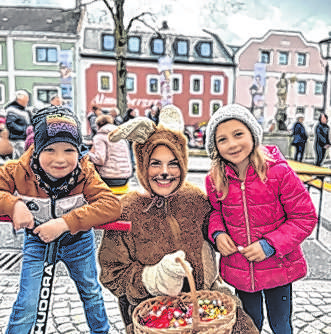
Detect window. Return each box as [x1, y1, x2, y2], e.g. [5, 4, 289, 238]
[98, 72, 113, 92]
[190, 75, 204, 94]
[260, 51, 270, 64]
[196, 41, 212, 58]
[34, 87, 59, 104]
[0, 84, 4, 104]
[315, 81, 323, 95]
[102, 34, 115, 51]
[171, 74, 182, 94]
[35, 46, 57, 63]
[126, 74, 137, 93]
[210, 100, 223, 115]
[147, 75, 160, 94]
[297, 53, 306, 66]
[297, 81, 306, 94]
[174, 39, 189, 56]
[151, 38, 165, 55]
[296, 107, 305, 116]
[189, 100, 202, 117]
[278, 51, 289, 65]
[128, 36, 141, 53]
[211, 76, 224, 94]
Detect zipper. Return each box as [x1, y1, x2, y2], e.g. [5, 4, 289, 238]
[241, 181, 255, 291]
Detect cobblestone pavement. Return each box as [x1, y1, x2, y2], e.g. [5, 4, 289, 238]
[0, 157, 330, 334]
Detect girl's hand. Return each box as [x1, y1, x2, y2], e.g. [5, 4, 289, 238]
[239, 241, 266, 262]
[33, 218, 69, 243]
[12, 201, 34, 231]
[215, 233, 238, 256]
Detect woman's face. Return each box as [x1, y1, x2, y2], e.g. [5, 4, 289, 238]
[215, 119, 254, 174]
[148, 145, 181, 197]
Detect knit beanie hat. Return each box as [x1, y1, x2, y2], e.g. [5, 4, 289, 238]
[205, 104, 263, 159]
[32, 106, 82, 156]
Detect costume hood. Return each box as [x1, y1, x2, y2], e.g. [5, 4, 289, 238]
[134, 125, 188, 195]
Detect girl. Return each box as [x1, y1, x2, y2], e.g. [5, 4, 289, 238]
[205, 104, 317, 333]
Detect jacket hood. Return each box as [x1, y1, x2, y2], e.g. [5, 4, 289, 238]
[134, 125, 188, 195]
[97, 123, 117, 134]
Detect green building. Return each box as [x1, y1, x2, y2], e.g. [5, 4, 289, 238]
[0, 6, 81, 114]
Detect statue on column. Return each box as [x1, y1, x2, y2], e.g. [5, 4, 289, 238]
[275, 73, 288, 131]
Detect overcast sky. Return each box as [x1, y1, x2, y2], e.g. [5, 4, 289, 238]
[4, 0, 331, 46]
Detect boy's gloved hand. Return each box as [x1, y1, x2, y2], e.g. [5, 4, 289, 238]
[12, 200, 34, 231]
[142, 250, 192, 297]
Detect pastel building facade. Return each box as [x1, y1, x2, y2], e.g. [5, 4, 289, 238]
[234, 30, 327, 133]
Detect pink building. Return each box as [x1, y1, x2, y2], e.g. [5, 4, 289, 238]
[234, 30, 327, 132]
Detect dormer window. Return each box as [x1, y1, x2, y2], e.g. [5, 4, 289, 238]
[196, 41, 212, 58]
[174, 39, 189, 56]
[128, 36, 141, 53]
[102, 34, 115, 51]
[151, 38, 165, 55]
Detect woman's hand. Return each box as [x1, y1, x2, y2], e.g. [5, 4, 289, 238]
[215, 233, 238, 256]
[33, 218, 69, 243]
[239, 241, 266, 262]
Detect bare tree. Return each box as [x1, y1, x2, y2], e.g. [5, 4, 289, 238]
[101, 0, 157, 116]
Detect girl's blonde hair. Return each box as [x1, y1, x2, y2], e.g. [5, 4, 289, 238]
[210, 145, 271, 200]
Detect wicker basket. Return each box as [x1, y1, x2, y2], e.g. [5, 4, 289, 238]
[132, 257, 237, 334]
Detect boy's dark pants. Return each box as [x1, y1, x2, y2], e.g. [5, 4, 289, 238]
[236, 283, 292, 334]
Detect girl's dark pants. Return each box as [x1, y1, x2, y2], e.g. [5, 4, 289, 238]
[236, 283, 292, 334]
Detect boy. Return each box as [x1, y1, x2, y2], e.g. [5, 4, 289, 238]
[0, 106, 121, 334]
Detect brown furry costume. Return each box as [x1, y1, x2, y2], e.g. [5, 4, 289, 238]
[99, 126, 258, 334]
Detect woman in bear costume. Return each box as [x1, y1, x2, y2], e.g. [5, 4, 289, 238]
[98, 106, 258, 334]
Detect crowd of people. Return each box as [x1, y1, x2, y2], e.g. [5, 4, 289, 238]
[0, 88, 325, 334]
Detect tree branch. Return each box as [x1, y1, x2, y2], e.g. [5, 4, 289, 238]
[102, 0, 117, 23]
[126, 11, 157, 33]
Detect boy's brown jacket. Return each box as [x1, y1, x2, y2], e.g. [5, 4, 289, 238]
[0, 145, 121, 234]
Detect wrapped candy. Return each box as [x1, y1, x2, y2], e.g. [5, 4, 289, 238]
[140, 299, 228, 328]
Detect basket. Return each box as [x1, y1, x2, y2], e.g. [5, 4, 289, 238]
[132, 257, 237, 334]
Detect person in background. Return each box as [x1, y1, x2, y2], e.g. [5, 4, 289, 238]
[5, 90, 31, 159]
[123, 108, 137, 123]
[0, 106, 121, 334]
[205, 104, 317, 334]
[0, 127, 13, 163]
[50, 94, 63, 106]
[24, 125, 34, 151]
[87, 104, 103, 137]
[314, 112, 331, 166]
[109, 107, 123, 125]
[147, 104, 160, 125]
[0, 108, 6, 130]
[98, 108, 259, 334]
[88, 114, 132, 187]
[291, 113, 307, 162]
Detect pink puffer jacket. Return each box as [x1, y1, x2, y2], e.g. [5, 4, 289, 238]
[206, 146, 317, 292]
[89, 123, 132, 180]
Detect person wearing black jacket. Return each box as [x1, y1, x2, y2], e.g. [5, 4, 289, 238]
[5, 90, 31, 159]
[291, 113, 307, 162]
[314, 113, 331, 166]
